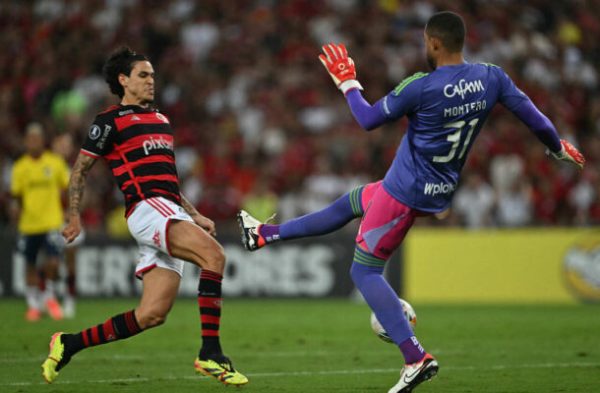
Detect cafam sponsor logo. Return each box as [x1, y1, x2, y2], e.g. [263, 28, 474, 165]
[443, 79, 484, 99]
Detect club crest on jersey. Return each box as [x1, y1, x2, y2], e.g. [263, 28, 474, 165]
[155, 113, 169, 123]
[142, 136, 173, 155]
[443, 79, 484, 99]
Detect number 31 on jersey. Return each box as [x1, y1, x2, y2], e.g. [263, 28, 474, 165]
[433, 118, 480, 163]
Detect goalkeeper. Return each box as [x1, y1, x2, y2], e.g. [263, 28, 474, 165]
[239, 11, 585, 393]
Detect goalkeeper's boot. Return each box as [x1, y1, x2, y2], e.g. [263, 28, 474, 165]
[41, 332, 72, 383]
[388, 353, 438, 393]
[194, 354, 249, 386]
[237, 210, 266, 251]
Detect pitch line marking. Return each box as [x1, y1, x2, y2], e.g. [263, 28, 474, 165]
[0, 350, 394, 363]
[2, 362, 600, 387]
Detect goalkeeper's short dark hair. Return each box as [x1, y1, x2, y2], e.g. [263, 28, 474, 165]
[103, 47, 149, 98]
[425, 11, 466, 53]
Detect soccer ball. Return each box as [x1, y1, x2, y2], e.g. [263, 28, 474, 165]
[370, 298, 417, 343]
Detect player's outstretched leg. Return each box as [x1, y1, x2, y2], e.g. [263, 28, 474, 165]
[41, 268, 182, 383]
[193, 270, 248, 385]
[41, 309, 142, 383]
[237, 183, 370, 251]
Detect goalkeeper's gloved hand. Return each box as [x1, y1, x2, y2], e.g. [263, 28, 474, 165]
[549, 139, 585, 169]
[318, 43, 363, 94]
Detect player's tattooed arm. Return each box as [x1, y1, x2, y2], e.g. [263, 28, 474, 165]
[180, 193, 217, 236]
[62, 153, 96, 243]
[68, 153, 97, 216]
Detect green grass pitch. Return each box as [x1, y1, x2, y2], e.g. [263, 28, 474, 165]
[1, 298, 599, 392]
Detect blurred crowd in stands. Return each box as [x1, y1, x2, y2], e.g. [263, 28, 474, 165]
[1, 0, 599, 237]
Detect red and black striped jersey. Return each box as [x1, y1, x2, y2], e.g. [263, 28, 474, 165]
[81, 104, 181, 215]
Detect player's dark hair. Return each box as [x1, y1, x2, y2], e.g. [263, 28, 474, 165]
[425, 11, 466, 53]
[102, 47, 149, 98]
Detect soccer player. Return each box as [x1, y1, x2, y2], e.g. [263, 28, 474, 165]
[239, 11, 585, 393]
[41, 47, 248, 386]
[11, 123, 68, 322]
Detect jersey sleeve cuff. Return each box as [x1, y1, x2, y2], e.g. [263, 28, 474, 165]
[340, 80, 364, 95]
[80, 149, 100, 158]
[548, 144, 565, 158]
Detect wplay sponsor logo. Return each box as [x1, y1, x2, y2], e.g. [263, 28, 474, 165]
[424, 182, 455, 196]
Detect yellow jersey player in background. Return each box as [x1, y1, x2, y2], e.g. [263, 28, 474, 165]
[10, 123, 70, 321]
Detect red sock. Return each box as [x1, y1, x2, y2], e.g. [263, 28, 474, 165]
[62, 309, 142, 355]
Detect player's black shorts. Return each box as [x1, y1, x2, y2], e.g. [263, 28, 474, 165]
[18, 230, 63, 265]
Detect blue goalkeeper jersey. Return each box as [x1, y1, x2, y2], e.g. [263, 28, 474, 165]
[379, 62, 529, 213]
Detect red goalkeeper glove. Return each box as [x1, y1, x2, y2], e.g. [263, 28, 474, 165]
[319, 43, 363, 94]
[549, 139, 585, 169]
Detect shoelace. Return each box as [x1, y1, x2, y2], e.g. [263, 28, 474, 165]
[264, 213, 277, 224]
[218, 359, 234, 372]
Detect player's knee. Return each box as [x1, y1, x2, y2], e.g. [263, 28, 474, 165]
[215, 244, 226, 265]
[350, 261, 384, 286]
[137, 309, 168, 329]
[200, 243, 226, 273]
